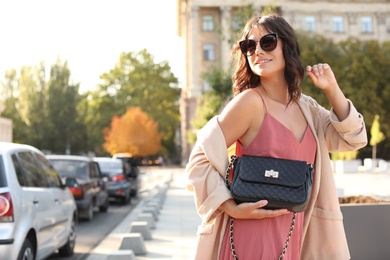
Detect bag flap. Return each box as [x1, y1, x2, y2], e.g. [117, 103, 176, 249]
[236, 155, 310, 187]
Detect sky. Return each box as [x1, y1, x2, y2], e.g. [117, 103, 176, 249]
[0, 0, 184, 92]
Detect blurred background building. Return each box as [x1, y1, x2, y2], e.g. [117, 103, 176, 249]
[177, 0, 390, 162]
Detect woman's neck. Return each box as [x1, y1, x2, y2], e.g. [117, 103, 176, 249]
[258, 84, 290, 106]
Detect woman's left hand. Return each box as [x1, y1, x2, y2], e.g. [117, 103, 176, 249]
[306, 63, 338, 91]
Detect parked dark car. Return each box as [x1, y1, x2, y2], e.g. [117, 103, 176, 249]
[112, 154, 140, 197]
[93, 157, 133, 204]
[0, 142, 77, 260]
[46, 155, 109, 221]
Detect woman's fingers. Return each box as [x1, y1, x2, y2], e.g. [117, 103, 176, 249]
[306, 63, 329, 76]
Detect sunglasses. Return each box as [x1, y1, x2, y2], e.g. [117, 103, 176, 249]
[239, 33, 279, 56]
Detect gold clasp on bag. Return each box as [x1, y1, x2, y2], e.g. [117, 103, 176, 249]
[265, 169, 279, 178]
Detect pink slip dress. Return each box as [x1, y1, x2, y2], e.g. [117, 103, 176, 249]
[219, 92, 317, 260]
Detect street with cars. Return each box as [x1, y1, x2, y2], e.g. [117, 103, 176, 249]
[0, 142, 154, 260]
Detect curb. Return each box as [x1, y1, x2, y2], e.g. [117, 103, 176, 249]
[86, 169, 173, 260]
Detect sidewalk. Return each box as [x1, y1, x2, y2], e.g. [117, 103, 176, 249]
[86, 167, 390, 260]
[86, 167, 199, 260]
[137, 170, 198, 260]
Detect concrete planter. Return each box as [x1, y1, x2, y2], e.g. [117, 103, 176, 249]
[341, 203, 390, 260]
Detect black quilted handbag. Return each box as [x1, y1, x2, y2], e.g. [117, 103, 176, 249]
[225, 155, 314, 212]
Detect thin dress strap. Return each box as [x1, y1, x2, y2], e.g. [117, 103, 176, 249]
[252, 88, 267, 112]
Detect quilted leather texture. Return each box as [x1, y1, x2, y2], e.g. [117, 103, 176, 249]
[230, 155, 313, 212]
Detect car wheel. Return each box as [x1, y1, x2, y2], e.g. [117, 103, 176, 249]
[130, 188, 137, 197]
[17, 237, 35, 260]
[58, 217, 76, 256]
[99, 197, 109, 212]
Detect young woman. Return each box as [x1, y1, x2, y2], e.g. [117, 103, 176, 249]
[185, 15, 367, 259]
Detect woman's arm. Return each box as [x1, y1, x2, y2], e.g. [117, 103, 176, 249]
[306, 63, 349, 121]
[217, 90, 261, 148]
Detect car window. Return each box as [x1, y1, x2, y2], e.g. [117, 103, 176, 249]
[11, 154, 26, 186]
[0, 156, 8, 187]
[97, 161, 123, 175]
[49, 160, 88, 180]
[34, 153, 62, 188]
[98, 161, 123, 171]
[17, 151, 49, 187]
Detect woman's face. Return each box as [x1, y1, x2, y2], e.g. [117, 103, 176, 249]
[246, 26, 285, 78]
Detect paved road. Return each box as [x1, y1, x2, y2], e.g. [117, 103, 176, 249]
[47, 166, 160, 260]
[48, 198, 141, 260]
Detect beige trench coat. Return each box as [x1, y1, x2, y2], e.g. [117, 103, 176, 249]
[185, 94, 367, 260]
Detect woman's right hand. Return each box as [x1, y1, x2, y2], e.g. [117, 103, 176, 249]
[221, 199, 290, 219]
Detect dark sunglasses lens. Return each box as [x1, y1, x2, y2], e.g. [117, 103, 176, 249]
[260, 34, 277, 52]
[240, 40, 257, 56]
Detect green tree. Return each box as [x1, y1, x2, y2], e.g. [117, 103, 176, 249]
[0, 59, 86, 154]
[17, 63, 48, 147]
[0, 65, 48, 146]
[338, 39, 384, 121]
[95, 49, 180, 157]
[0, 69, 26, 143]
[46, 58, 84, 154]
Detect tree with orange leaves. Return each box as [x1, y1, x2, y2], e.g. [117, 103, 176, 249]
[103, 107, 162, 157]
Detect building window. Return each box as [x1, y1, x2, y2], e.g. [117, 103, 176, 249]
[361, 16, 373, 33]
[232, 15, 241, 31]
[305, 16, 316, 32]
[333, 16, 344, 33]
[202, 15, 214, 31]
[203, 81, 211, 92]
[203, 44, 215, 61]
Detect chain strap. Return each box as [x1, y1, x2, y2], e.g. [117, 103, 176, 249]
[229, 213, 297, 260]
[225, 155, 238, 189]
[278, 212, 296, 260]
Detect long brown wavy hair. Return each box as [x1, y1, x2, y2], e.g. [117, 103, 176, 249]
[231, 15, 304, 103]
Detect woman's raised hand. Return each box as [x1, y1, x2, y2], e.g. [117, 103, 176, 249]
[306, 63, 338, 91]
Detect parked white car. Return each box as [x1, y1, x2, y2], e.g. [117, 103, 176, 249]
[0, 142, 78, 260]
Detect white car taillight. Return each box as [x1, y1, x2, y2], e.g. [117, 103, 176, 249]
[0, 192, 14, 222]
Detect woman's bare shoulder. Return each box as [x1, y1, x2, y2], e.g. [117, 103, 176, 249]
[218, 88, 265, 146]
[219, 89, 263, 128]
[225, 89, 262, 112]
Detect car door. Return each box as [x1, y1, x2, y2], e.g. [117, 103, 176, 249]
[16, 151, 58, 257]
[34, 153, 71, 245]
[89, 162, 106, 206]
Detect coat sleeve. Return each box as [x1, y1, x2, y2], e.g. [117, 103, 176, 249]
[309, 98, 367, 152]
[185, 117, 233, 224]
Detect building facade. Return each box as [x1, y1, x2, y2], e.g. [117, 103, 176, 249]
[177, 0, 390, 163]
